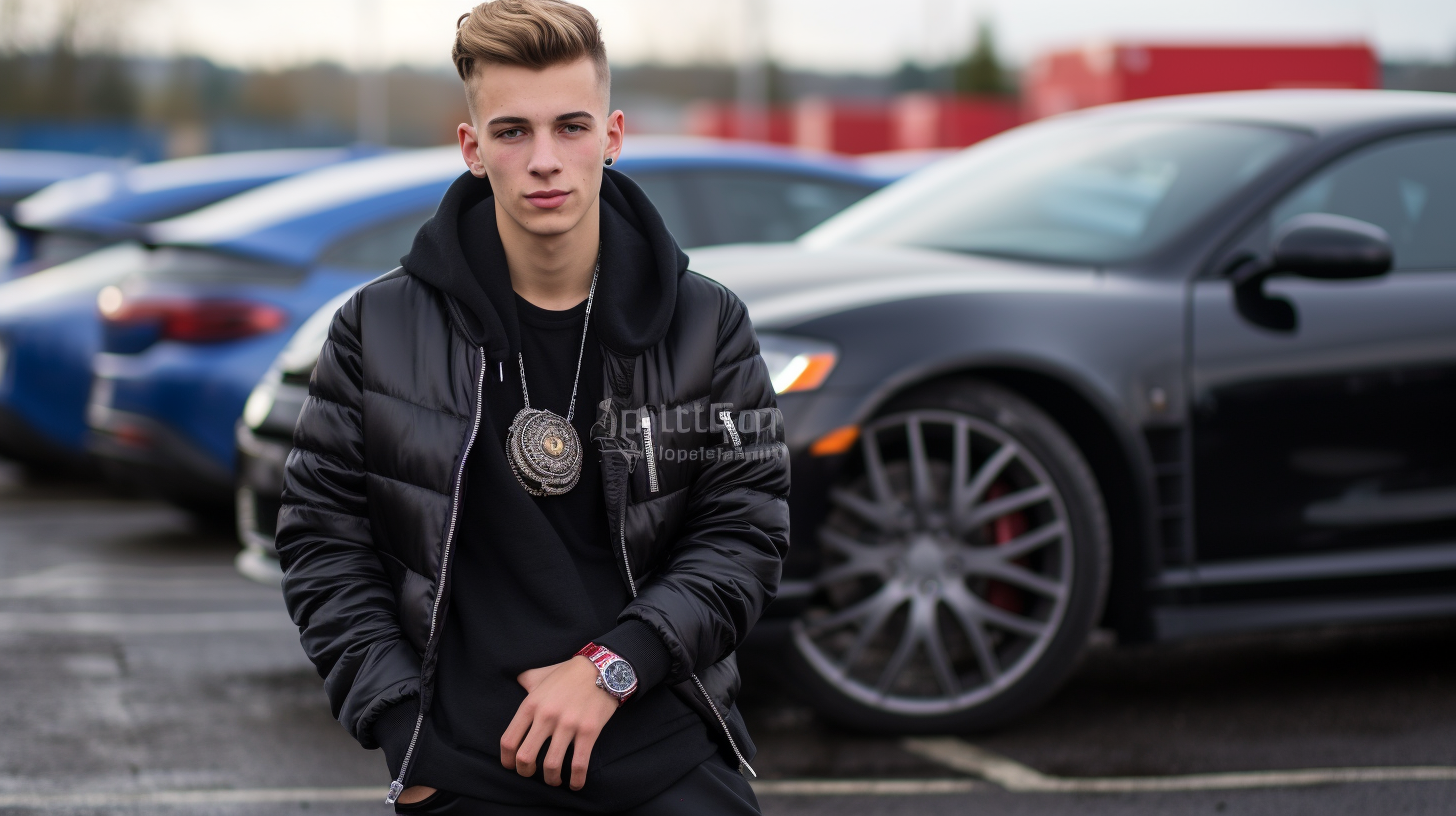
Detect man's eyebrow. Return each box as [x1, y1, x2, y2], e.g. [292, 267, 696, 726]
[485, 112, 595, 128]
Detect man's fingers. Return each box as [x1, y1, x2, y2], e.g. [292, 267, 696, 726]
[542, 723, 574, 787]
[569, 728, 599, 791]
[515, 717, 552, 777]
[500, 702, 534, 770]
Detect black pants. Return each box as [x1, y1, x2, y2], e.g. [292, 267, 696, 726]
[394, 754, 761, 816]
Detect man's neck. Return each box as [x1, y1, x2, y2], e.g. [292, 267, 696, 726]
[496, 196, 600, 312]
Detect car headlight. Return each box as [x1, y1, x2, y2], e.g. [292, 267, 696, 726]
[758, 333, 838, 394]
[242, 379, 277, 429]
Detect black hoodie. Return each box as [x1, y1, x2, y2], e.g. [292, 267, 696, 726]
[372, 170, 717, 811]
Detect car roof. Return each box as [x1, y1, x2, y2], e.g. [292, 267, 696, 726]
[0, 150, 131, 207]
[149, 138, 890, 267]
[1062, 89, 1456, 136]
[12, 147, 371, 237]
[147, 146, 465, 266]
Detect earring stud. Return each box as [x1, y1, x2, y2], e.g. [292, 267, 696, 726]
[604, 156, 614, 167]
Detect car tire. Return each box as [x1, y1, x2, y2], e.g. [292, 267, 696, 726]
[784, 378, 1110, 732]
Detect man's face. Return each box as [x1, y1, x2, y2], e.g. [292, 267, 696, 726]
[459, 58, 622, 238]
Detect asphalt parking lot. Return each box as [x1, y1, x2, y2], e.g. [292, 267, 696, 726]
[3, 460, 1456, 815]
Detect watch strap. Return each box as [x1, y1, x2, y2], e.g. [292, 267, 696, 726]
[575, 642, 637, 703]
[575, 642, 615, 672]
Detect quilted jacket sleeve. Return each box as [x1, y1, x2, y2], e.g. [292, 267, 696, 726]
[622, 284, 791, 682]
[275, 291, 420, 750]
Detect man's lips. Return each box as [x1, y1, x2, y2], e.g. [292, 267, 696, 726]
[525, 189, 570, 209]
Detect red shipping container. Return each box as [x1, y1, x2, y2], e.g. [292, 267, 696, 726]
[1025, 42, 1379, 119]
[684, 101, 794, 144]
[893, 93, 1023, 149]
[794, 97, 897, 155]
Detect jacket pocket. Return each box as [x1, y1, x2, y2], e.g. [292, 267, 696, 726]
[627, 397, 714, 502]
[624, 486, 690, 579]
[376, 550, 434, 655]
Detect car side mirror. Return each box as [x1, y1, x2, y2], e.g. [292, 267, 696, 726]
[1227, 214, 1393, 332]
[1270, 213, 1392, 280]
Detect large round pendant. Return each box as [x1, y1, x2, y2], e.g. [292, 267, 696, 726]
[507, 407, 583, 496]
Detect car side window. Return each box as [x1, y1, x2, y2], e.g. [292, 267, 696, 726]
[1270, 131, 1456, 271]
[319, 209, 435, 272]
[688, 171, 875, 246]
[620, 172, 702, 249]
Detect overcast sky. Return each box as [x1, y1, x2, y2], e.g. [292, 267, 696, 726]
[37, 0, 1456, 72]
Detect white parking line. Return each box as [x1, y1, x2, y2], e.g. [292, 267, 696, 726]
[0, 610, 294, 635]
[0, 563, 267, 600]
[0, 787, 382, 808]
[7, 750, 1456, 811]
[902, 737, 1456, 793]
[0, 780, 981, 808]
[753, 778, 980, 795]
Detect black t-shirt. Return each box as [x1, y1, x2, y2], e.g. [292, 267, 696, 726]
[408, 204, 716, 811]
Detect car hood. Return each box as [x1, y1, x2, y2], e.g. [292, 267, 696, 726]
[687, 243, 1098, 329]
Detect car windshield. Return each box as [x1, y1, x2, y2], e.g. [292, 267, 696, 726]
[802, 119, 1306, 266]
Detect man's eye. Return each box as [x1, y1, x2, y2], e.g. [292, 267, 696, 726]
[562, 124, 584, 134]
[499, 128, 524, 139]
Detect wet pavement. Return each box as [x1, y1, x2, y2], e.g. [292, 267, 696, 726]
[3, 460, 1456, 815]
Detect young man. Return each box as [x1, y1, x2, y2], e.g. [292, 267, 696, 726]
[275, 1, 788, 813]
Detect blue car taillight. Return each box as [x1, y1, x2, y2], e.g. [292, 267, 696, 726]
[98, 286, 287, 353]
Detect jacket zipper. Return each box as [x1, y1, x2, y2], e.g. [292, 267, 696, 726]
[615, 450, 756, 779]
[691, 672, 757, 779]
[640, 413, 660, 493]
[617, 468, 638, 598]
[386, 346, 486, 805]
[718, 410, 742, 455]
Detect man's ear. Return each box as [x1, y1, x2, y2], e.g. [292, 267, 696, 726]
[604, 109, 625, 166]
[458, 122, 488, 178]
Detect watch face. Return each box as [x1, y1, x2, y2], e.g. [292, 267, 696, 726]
[602, 658, 636, 693]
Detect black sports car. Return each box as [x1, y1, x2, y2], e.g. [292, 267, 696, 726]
[241, 90, 1456, 733]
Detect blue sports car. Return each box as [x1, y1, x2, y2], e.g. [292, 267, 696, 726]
[0, 149, 368, 470]
[88, 137, 894, 511]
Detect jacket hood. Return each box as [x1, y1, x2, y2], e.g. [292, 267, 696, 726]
[400, 167, 690, 363]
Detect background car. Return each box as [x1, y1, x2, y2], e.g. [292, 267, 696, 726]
[97, 137, 893, 520]
[684, 89, 1456, 733]
[0, 149, 369, 471]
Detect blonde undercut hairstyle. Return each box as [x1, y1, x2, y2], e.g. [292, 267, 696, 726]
[453, 0, 610, 117]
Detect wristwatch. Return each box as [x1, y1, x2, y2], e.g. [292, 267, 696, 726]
[575, 643, 638, 704]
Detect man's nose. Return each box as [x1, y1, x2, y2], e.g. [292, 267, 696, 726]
[527, 136, 563, 178]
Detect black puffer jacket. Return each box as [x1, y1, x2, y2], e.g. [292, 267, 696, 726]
[276, 169, 790, 786]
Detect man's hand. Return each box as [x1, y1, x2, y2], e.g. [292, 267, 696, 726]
[502, 655, 618, 791]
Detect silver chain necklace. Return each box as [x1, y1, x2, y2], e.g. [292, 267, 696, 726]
[505, 257, 598, 496]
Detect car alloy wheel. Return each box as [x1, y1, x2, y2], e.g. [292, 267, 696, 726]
[789, 380, 1108, 730]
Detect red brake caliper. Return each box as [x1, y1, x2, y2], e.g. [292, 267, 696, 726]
[985, 482, 1027, 615]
